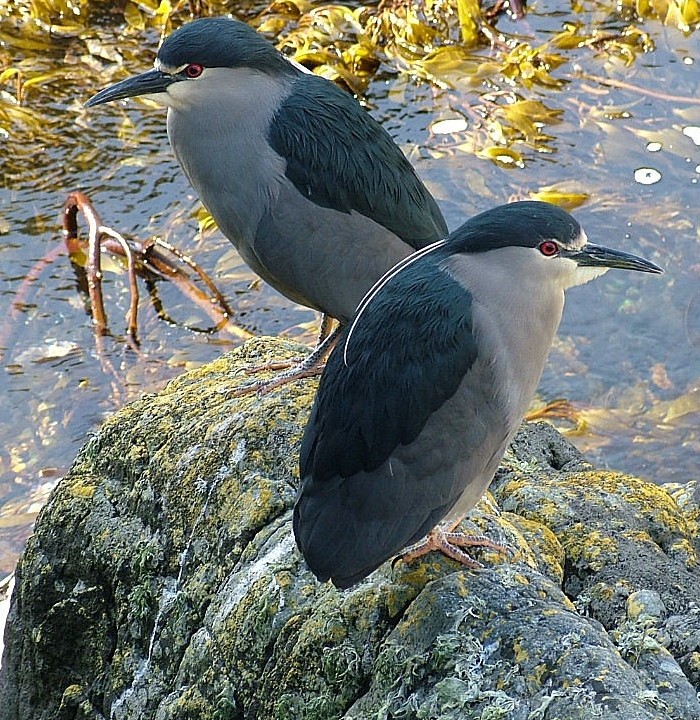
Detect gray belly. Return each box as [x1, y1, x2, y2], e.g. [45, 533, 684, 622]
[169, 123, 414, 322]
[251, 181, 416, 322]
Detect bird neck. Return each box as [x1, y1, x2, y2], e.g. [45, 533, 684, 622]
[441, 250, 565, 428]
[165, 68, 294, 245]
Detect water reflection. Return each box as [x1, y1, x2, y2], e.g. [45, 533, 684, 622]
[683, 126, 700, 144]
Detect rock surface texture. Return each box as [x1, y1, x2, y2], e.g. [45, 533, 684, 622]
[1, 337, 699, 720]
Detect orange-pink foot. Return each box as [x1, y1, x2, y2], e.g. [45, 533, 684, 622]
[229, 319, 340, 397]
[395, 527, 510, 569]
[229, 361, 325, 397]
[242, 358, 305, 374]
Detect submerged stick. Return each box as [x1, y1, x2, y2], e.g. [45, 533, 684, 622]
[61, 191, 252, 341]
[63, 191, 108, 335]
[574, 72, 700, 106]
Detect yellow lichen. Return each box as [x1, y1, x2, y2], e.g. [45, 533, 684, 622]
[532, 663, 548, 686]
[577, 471, 691, 537]
[505, 514, 564, 583]
[562, 527, 620, 571]
[513, 638, 529, 664]
[67, 478, 96, 498]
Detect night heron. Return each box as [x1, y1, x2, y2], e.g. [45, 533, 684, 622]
[85, 17, 447, 382]
[293, 201, 663, 589]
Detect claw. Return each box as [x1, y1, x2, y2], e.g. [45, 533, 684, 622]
[229, 360, 325, 397]
[229, 317, 341, 397]
[395, 525, 510, 570]
[242, 358, 306, 375]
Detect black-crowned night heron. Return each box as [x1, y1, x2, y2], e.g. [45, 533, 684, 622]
[293, 201, 663, 589]
[85, 17, 447, 378]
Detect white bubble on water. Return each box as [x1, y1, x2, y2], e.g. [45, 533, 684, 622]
[633, 168, 662, 185]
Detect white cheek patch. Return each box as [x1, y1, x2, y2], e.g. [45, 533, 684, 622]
[571, 264, 609, 287]
[165, 81, 191, 104]
[161, 68, 219, 109]
[140, 91, 173, 107]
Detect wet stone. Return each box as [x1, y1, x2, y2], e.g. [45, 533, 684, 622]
[1, 337, 699, 720]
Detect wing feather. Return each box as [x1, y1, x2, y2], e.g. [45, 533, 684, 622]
[299, 247, 478, 484]
[268, 74, 448, 248]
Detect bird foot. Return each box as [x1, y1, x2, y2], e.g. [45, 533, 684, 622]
[241, 357, 305, 375]
[229, 358, 326, 397]
[229, 320, 342, 397]
[395, 528, 510, 570]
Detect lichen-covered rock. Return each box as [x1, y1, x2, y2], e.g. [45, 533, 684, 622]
[1, 337, 699, 720]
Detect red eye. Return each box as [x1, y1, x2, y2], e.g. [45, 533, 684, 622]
[538, 240, 559, 257]
[184, 63, 203, 78]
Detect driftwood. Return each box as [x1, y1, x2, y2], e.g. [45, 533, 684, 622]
[61, 190, 251, 344]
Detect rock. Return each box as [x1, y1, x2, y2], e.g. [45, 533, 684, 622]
[1, 337, 699, 720]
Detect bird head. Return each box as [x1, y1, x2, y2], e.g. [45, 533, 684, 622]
[447, 201, 663, 292]
[85, 17, 297, 110]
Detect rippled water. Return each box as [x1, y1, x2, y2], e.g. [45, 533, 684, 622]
[0, 4, 698, 577]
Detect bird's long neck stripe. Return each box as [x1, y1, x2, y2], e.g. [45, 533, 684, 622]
[286, 56, 313, 74]
[342, 238, 449, 366]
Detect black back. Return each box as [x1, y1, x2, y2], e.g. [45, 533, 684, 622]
[269, 74, 448, 247]
[299, 244, 477, 483]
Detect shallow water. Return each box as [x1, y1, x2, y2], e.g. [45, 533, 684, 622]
[0, 3, 698, 577]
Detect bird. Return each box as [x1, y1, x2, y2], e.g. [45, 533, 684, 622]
[84, 17, 448, 383]
[293, 200, 663, 589]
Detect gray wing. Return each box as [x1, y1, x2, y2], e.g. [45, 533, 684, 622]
[299, 247, 476, 482]
[268, 74, 448, 248]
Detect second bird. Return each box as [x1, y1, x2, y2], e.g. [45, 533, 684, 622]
[85, 17, 447, 326]
[294, 201, 663, 589]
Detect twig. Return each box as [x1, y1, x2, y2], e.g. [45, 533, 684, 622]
[62, 191, 253, 340]
[571, 72, 700, 105]
[155, 238, 232, 316]
[99, 226, 140, 345]
[64, 191, 108, 334]
[140, 239, 250, 338]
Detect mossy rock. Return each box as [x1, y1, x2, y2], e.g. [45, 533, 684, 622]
[1, 337, 699, 720]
